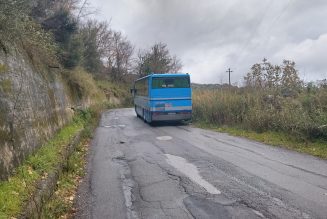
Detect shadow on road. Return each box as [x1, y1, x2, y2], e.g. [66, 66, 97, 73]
[149, 121, 191, 127]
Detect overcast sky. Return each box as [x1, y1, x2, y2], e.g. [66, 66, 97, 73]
[89, 0, 327, 84]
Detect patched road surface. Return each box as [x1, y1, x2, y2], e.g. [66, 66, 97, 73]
[75, 108, 327, 219]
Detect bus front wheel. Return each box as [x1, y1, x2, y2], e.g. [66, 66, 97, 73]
[143, 110, 152, 124]
[143, 109, 147, 123]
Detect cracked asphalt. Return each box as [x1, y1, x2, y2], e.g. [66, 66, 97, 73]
[75, 108, 327, 219]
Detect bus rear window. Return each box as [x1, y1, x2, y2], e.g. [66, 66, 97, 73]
[152, 77, 190, 88]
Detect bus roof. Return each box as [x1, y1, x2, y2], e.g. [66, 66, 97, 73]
[135, 73, 189, 82]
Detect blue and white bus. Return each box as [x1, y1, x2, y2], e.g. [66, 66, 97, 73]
[131, 73, 192, 123]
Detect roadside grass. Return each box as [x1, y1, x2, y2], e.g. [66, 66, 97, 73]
[0, 111, 88, 218]
[40, 138, 89, 219]
[40, 105, 102, 218]
[195, 122, 327, 159]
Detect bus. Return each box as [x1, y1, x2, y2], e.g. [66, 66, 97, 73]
[131, 73, 192, 123]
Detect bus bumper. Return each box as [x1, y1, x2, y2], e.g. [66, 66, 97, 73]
[152, 111, 192, 121]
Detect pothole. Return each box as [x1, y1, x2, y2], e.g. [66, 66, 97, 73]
[156, 136, 173, 141]
[165, 154, 221, 195]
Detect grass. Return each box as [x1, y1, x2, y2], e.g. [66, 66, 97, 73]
[193, 89, 327, 141]
[192, 87, 327, 158]
[40, 105, 102, 218]
[96, 80, 133, 107]
[63, 68, 107, 105]
[195, 122, 327, 159]
[40, 138, 89, 219]
[0, 111, 88, 218]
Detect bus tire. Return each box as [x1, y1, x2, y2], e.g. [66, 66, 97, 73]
[143, 109, 147, 123]
[135, 105, 140, 118]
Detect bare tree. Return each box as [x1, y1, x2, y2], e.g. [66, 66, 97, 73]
[106, 31, 134, 80]
[135, 42, 182, 77]
[78, 20, 111, 73]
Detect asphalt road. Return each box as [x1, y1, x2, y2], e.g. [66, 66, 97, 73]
[75, 108, 327, 219]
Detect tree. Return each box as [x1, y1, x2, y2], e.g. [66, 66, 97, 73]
[30, 0, 94, 68]
[244, 63, 263, 88]
[106, 31, 134, 80]
[281, 60, 302, 95]
[135, 42, 182, 77]
[41, 8, 81, 68]
[244, 58, 302, 95]
[77, 19, 134, 80]
[79, 20, 111, 73]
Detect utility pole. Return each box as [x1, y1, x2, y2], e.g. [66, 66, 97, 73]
[226, 68, 233, 88]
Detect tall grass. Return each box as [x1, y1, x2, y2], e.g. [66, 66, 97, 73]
[96, 80, 133, 107]
[193, 87, 327, 142]
[63, 68, 106, 106]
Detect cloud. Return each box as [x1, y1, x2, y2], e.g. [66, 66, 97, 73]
[274, 33, 327, 80]
[90, 0, 327, 83]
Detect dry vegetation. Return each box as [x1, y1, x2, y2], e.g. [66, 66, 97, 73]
[193, 87, 327, 141]
[193, 60, 327, 156]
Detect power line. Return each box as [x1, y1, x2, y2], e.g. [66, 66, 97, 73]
[235, 0, 294, 69]
[257, 0, 294, 54]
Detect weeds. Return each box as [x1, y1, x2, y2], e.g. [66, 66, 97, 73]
[41, 138, 89, 219]
[40, 106, 103, 218]
[63, 68, 106, 105]
[96, 80, 133, 107]
[193, 88, 327, 141]
[193, 87, 327, 157]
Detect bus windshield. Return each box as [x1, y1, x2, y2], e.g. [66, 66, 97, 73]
[152, 77, 190, 89]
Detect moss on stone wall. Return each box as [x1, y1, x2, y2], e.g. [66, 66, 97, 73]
[0, 79, 12, 93]
[0, 64, 8, 74]
[0, 107, 7, 127]
[0, 129, 11, 144]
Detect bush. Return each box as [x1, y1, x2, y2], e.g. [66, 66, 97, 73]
[193, 88, 327, 141]
[63, 67, 106, 105]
